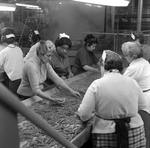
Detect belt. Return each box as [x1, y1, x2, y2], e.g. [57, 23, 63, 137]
[143, 89, 150, 92]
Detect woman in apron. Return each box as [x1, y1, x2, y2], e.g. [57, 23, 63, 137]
[77, 50, 147, 148]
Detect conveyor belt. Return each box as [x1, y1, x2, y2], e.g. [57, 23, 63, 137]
[19, 72, 100, 148]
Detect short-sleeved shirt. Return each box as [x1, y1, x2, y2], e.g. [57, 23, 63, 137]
[72, 47, 98, 74]
[124, 58, 150, 91]
[123, 57, 150, 113]
[0, 44, 6, 81]
[49, 50, 70, 77]
[17, 55, 63, 96]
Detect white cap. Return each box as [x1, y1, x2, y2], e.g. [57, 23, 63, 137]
[59, 33, 70, 39]
[6, 34, 15, 38]
[131, 33, 135, 40]
[34, 30, 39, 35]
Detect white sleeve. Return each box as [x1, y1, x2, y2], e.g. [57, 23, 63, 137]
[124, 66, 141, 81]
[0, 50, 5, 70]
[77, 82, 96, 121]
[24, 43, 38, 62]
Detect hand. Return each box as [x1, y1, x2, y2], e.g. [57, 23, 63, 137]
[71, 90, 81, 98]
[52, 97, 66, 104]
[68, 72, 74, 78]
[61, 75, 67, 80]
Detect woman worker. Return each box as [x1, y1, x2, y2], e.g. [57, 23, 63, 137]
[131, 31, 150, 63]
[121, 41, 150, 113]
[0, 34, 6, 84]
[0, 27, 24, 95]
[49, 33, 74, 80]
[17, 40, 80, 102]
[24, 30, 41, 62]
[72, 34, 100, 75]
[77, 50, 147, 148]
[121, 41, 150, 147]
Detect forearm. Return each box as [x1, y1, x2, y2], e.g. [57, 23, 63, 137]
[34, 89, 54, 102]
[67, 68, 74, 78]
[58, 81, 74, 94]
[83, 65, 99, 72]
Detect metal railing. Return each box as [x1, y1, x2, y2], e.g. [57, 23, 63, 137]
[83, 31, 150, 54]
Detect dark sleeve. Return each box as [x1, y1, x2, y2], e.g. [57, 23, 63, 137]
[78, 48, 88, 66]
[92, 53, 99, 65]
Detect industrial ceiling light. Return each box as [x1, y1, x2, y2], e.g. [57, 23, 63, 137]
[16, 3, 40, 8]
[72, 0, 130, 7]
[0, 3, 16, 11]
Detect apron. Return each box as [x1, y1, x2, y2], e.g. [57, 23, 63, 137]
[96, 114, 131, 148]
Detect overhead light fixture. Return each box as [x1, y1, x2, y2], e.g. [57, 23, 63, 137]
[16, 3, 40, 8]
[26, 7, 41, 10]
[72, 0, 130, 7]
[85, 3, 102, 8]
[0, 3, 16, 11]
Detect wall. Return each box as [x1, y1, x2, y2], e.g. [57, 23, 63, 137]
[37, 1, 107, 41]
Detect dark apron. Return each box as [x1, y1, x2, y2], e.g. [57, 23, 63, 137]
[3, 73, 21, 97]
[96, 114, 131, 148]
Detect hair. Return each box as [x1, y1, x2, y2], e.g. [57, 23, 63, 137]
[100, 50, 123, 72]
[55, 37, 72, 48]
[84, 34, 98, 47]
[46, 40, 56, 52]
[121, 41, 143, 59]
[1, 27, 16, 44]
[28, 30, 41, 44]
[36, 40, 48, 56]
[132, 31, 146, 44]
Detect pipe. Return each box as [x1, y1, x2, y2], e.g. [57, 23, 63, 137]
[0, 84, 77, 148]
[0, 102, 19, 148]
[111, 6, 115, 33]
[137, 0, 143, 31]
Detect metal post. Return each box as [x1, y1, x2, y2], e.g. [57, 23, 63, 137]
[111, 6, 115, 33]
[0, 102, 19, 148]
[137, 0, 143, 31]
[116, 9, 119, 53]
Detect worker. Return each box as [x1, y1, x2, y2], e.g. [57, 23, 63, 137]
[122, 41, 150, 113]
[72, 34, 100, 75]
[0, 27, 24, 95]
[24, 30, 41, 62]
[131, 31, 150, 63]
[0, 34, 6, 84]
[77, 50, 147, 148]
[17, 40, 80, 102]
[122, 41, 150, 147]
[49, 33, 74, 80]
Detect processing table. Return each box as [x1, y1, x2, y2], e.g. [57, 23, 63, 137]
[19, 72, 100, 148]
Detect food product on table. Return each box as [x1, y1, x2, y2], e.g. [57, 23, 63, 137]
[18, 73, 100, 148]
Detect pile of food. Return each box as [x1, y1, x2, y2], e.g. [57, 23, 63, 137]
[18, 72, 100, 148]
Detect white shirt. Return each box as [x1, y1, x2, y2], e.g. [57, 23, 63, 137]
[0, 44, 24, 81]
[24, 43, 39, 62]
[78, 72, 147, 134]
[0, 44, 5, 73]
[124, 58, 150, 113]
